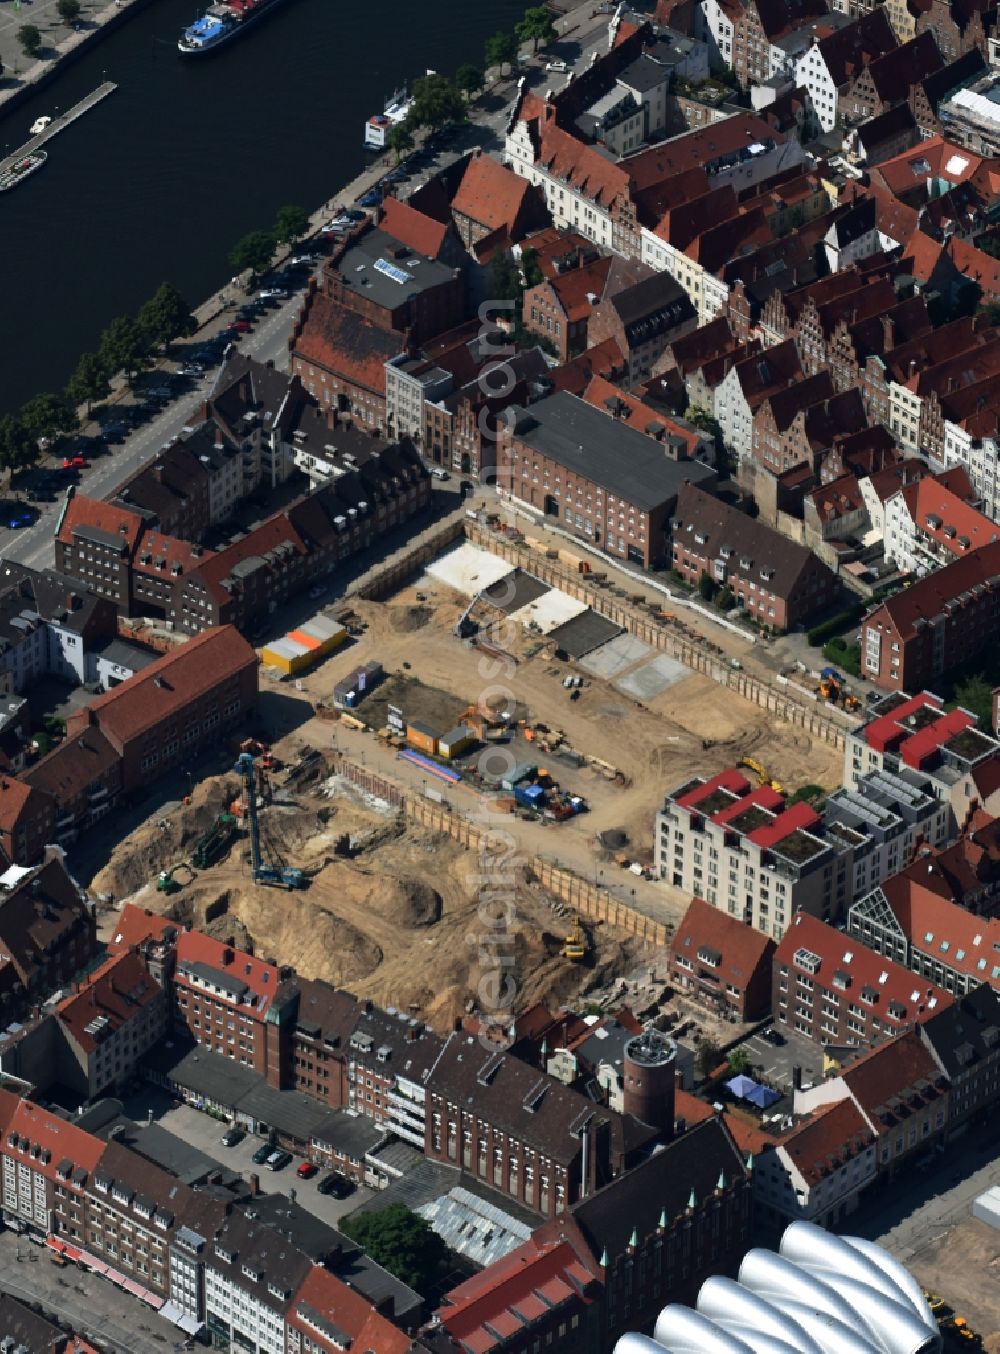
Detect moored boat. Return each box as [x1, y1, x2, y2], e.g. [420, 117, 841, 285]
[178, 0, 287, 55]
[0, 150, 48, 193]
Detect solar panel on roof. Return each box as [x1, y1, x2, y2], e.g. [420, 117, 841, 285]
[374, 257, 411, 285]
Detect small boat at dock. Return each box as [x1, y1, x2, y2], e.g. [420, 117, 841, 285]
[0, 150, 48, 193]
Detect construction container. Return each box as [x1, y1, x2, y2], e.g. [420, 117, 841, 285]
[439, 725, 475, 760]
[501, 761, 537, 791]
[514, 783, 545, 809]
[261, 636, 311, 676]
[973, 1185, 1000, 1231]
[262, 616, 347, 675]
[406, 721, 439, 756]
[333, 661, 383, 709]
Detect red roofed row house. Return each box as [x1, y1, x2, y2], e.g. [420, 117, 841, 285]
[668, 896, 776, 1020]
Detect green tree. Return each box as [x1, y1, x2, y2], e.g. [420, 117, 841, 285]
[788, 784, 826, 807]
[20, 392, 77, 442]
[696, 1038, 721, 1080]
[66, 351, 111, 414]
[229, 229, 277, 281]
[341, 1204, 446, 1293]
[716, 586, 735, 612]
[56, 0, 81, 23]
[521, 247, 543, 287]
[273, 203, 310, 245]
[698, 570, 716, 603]
[727, 1046, 751, 1076]
[516, 5, 557, 52]
[387, 122, 414, 162]
[0, 415, 38, 472]
[17, 25, 42, 58]
[954, 673, 995, 729]
[485, 30, 518, 71]
[99, 315, 149, 382]
[138, 281, 197, 354]
[455, 63, 484, 97]
[408, 72, 466, 130]
[489, 249, 523, 303]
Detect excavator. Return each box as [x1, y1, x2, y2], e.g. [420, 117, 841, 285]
[738, 757, 784, 795]
[561, 931, 587, 962]
[157, 862, 196, 894]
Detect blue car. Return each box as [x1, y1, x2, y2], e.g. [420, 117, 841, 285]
[4, 509, 35, 529]
[357, 189, 382, 207]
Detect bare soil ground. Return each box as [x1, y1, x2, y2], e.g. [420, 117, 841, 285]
[91, 556, 842, 1035]
[93, 760, 650, 1032]
[906, 1217, 1000, 1341]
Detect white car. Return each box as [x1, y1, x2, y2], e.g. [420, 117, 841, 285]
[289, 253, 315, 265]
[321, 217, 353, 234]
[545, 59, 569, 73]
[258, 288, 288, 301]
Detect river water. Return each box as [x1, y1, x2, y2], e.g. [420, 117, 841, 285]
[0, 0, 527, 410]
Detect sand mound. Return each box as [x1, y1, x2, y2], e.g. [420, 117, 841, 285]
[390, 605, 432, 632]
[360, 873, 442, 928]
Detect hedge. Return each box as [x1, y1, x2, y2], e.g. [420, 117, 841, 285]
[807, 603, 866, 646]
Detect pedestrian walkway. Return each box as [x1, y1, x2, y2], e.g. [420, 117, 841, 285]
[0, 79, 115, 171]
[0, 0, 138, 114]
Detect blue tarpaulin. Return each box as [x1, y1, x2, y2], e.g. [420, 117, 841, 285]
[746, 1082, 782, 1109]
[725, 1074, 757, 1098]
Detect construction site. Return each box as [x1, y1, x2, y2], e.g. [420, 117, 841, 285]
[88, 535, 845, 1036]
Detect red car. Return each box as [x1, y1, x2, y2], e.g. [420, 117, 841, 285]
[62, 455, 88, 469]
[296, 1161, 318, 1179]
[228, 319, 253, 334]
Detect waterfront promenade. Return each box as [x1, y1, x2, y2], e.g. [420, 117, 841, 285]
[0, 0, 143, 113]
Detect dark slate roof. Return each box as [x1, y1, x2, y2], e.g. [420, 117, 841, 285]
[506, 391, 717, 511]
[570, 1116, 747, 1260]
[610, 270, 697, 341]
[672, 482, 832, 600]
[0, 1292, 64, 1353]
[548, 609, 622, 658]
[920, 983, 1000, 1077]
[480, 569, 549, 614]
[210, 1210, 313, 1317]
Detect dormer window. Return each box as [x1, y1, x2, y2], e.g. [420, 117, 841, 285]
[242, 1264, 260, 1282]
[214, 1244, 234, 1263]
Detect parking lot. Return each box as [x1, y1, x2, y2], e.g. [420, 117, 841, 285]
[738, 1024, 825, 1093]
[120, 1088, 374, 1230]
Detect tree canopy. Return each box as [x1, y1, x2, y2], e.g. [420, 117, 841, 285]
[229, 229, 277, 279]
[274, 203, 310, 244]
[56, 0, 81, 23]
[138, 281, 196, 353]
[17, 25, 42, 57]
[340, 1204, 445, 1293]
[455, 63, 484, 96]
[66, 352, 111, 414]
[408, 71, 466, 130]
[0, 415, 37, 472]
[954, 673, 995, 730]
[99, 315, 149, 382]
[516, 5, 556, 51]
[387, 122, 414, 160]
[696, 1038, 722, 1080]
[19, 391, 77, 442]
[489, 249, 523, 303]
[485, 30, 518, 70]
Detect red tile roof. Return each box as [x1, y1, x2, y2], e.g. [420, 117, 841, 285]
[189, 515, 310, 607]
[0, 778, 47, 838]
[106, 904, 178, 956]
[437, 1237, 597, 1352]
[532, 256, 613, 323]
[56, 950, 161, 1053]
[131, 529, 214, 583]
[624, 115, 789, 187]
[174, 930, 284, 1019]
[749, 800, 822, 848]
[874, 135, 987, 198]
[781, 1099, 875, 1186]
[880, 870, 1000, 991]
[839, 1028, 946, 1118]
[56, 494, 145, 555]
[863, 458, 930, 505]
[378, 196, 451, 259]
[0, 1090, 104, 1182]
[452, 153, 536, 233]
[71, 626, 256, 749]
[897, 471, 999, 559]
[287, 1264, 413, 1354]
[671, 896, 776, 995]
[548, 338, 627, 395]
[535, 120, 630, 210]
[581, 375, 706, 457]
[292, 294, 402, 392]
[776, 912, 951, 1027]
[675, 769, 753, 811]
[864, 538, 1000, 641]
[809, 473, 865, 525]
[947, 235, 1000, 300]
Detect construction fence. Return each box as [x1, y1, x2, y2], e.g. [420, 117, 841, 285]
[331, 753, 671, 949]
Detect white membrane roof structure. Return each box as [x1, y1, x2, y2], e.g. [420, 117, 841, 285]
[613, 1221, 940, 1354]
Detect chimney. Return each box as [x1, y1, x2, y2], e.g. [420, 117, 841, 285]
[249, 1173, 260, 1197]
[792, 1064, 802, 1091]
[222, 947, 235, 966]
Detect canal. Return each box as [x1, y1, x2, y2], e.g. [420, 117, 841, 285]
[0, 0, 528, 411]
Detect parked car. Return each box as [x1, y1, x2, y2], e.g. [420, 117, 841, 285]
[296, 1161, 318, 1180]
[356, 189, 382, 208]
[221, 1127, 245, 1148]
[760, 1027, 785, 1046]
[317, 1172, 353, 1198]
[228, 319, 253, 334]
[266, 1150, 292, 1172]
[546, 58, 569, 72]
[251, 1143, 274, 1165]
[288, 253, 315, 266]
[100, 424, 128, 443]
[3, 508, 35, 529]
[62, 455, 88, 470]
[258, 287, 288, 301]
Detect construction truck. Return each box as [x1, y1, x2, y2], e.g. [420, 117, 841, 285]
[561, 931, 587, 961]
[738, 757, 783, 794]
[157, 862, 195, 894]
[191, 813, 238, 870]
[235, 752, 305, 890]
